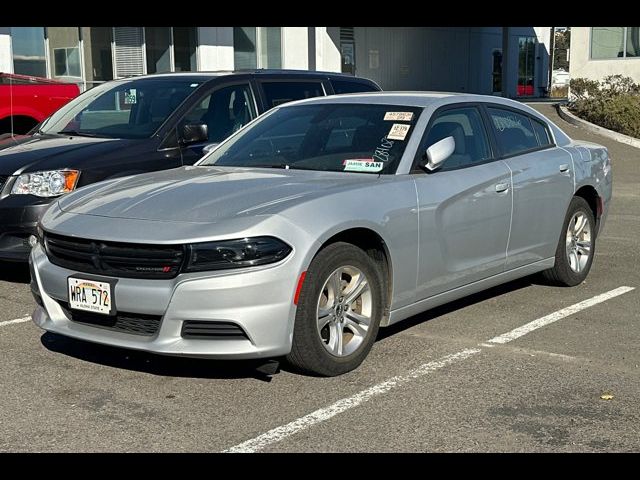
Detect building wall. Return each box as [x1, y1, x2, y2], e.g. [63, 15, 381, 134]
[352, 26, 550, 98]
[315, 27, 341, 72]
[197, 27, 234, 71]
[282, 27, 308, 69]
[570, 27, 640, 84]
[0, 27, 13, 73]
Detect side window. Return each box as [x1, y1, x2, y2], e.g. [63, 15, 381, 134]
[488, 107, 538, 156]
[180, 84, 256, 143]
[422, 107, 491, 170]
[531, 117, 553, 147]
[331, 80, 379, 94]
[261, 81, 324, 109]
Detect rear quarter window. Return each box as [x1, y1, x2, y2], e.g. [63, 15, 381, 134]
[531, 117, 553, 146]
[331, 80, 380, 94]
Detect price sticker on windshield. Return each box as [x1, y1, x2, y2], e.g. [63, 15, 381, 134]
[387, 123, 411, 141]
[384, 111, 414, 121]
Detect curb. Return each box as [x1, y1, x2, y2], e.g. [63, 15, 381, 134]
[556, 104, 640, 150]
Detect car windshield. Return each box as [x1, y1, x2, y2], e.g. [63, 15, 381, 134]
[200, 103, 423, 174]
[37, 78, 203, 139]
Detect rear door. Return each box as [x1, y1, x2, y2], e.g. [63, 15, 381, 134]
[484, 105, 574, 269]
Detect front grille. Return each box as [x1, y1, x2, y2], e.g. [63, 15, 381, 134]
[181, 320, 249, 340]
[60, 302, 162, 336]
[44, 232, 185, 279]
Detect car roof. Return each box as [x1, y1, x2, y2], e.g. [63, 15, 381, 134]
[110, 69, 370, 83]
[281, 91, 549, 112]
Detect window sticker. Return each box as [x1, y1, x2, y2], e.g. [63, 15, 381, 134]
[343, 159, 384, 173]
[387, 123, 410, 141]
[124, 89, 137, 105]
[384, 111, 413, 121]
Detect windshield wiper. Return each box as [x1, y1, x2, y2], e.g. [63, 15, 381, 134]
[58, 130, 104, 138]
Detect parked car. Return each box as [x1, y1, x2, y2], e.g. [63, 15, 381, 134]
[552, 69, 570, 88]
[0, 72, 79, 135]
[0, 70, 380, 261]
[30, 92, 611, 376]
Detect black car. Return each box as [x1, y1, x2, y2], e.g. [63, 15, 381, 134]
[0, 70, 380, 261]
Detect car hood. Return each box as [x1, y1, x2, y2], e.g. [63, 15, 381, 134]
[57, 165, 377, 223]
[0, 134, 136, 175]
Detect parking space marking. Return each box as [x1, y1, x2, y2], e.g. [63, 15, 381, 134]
[0, 315, 32, 328]
[224, 285, 635, 453]
[224, 348, 482, 453]
[486, 286, 635, 344]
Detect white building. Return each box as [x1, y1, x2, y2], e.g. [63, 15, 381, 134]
[570, 27, 640, 84]
[0, 26, 551, 98]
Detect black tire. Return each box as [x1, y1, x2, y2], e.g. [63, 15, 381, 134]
[542, 196, 596, 287]
[286, 242, 385, 376]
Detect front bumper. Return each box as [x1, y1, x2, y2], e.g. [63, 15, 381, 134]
[0, 188, 53, 261]
[30, 243, 303, 359]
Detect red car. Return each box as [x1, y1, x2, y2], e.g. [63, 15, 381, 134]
[0, 73, 80, 135]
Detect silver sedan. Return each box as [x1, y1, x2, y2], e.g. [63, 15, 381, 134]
[30, 92, 612, 376]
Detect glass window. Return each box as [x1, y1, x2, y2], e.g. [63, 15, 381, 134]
[201, 103, 423, 175]
[331, 80, 378, 94]
[38, 79, 201, 139]
[259, 27, 281, 69]
[234, 27, 257, 69]
[627, 27, 640, 57]
[83, 27, 113, 85]
[11, 27, 46, 77]
[517, 37, 536, 97]
[180, 84, 256, 143]
[591, 27, 625, 59]
[423, 107, 491, 170]
[531, 118, 552, 147]
[145, 27, 171, 74]
[488, 107, 539, 156]
[261, 81, 324, 109]
[53, 48, 81, 77]
[173, 27, 197, 72]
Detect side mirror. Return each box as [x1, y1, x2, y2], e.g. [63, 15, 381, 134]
[202, 142, 220, 155]
[180, 123, 208, 145]
[420, 136, 455, 172]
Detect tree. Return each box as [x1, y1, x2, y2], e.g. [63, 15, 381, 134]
[554, 28, 571, 71]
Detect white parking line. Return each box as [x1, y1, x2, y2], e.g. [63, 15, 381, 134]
[486, 286, 635, 344]
[0, 316, 32, 328]
[224, 285, 635, 453]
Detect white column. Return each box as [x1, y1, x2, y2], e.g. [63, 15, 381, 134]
[0, 27, 13, 73]
[315, 27, 341, 72]
[282, 27, 308, 70]
[197, 27, 234, 71]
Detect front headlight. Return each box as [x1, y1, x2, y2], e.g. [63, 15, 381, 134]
[183, 237, 292, 272]
[12, 170, 80, 197]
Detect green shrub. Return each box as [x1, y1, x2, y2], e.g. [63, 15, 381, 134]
[569, 76, 640, 138]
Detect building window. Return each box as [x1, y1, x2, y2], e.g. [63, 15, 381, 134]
[339, 27, 355, 75]
[145, 27, 172, 74]
[591, 27, 640, 59]
[233, 27, 282, 69]
[83, 27, 113, 86]
[173, 27, 197, 72]
[517, 37, 536, 97]
[54, 47, 81, 77]
[11, 27, 46, 77]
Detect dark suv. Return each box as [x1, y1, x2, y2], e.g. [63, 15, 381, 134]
[0, 70, 380, 261]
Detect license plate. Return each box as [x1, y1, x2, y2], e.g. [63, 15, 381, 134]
[68, 277, 115, 316]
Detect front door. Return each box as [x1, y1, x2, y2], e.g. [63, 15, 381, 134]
[413, 105, 513, 300]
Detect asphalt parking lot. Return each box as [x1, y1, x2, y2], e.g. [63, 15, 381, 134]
[0, 103, 638, 452]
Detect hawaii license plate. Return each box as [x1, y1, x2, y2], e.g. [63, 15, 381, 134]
[68, 276, 116, 315]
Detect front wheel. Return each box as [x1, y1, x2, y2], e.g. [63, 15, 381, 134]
[542, 196, 596, 286]
[286, 242, 385, 376]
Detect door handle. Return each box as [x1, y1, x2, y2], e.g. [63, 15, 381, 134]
[495, 183, 509, 193]
[559, 164, 570, 173]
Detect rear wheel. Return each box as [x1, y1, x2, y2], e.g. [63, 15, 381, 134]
[286, 242, 385, 376]
[542, 196, 596, 286]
